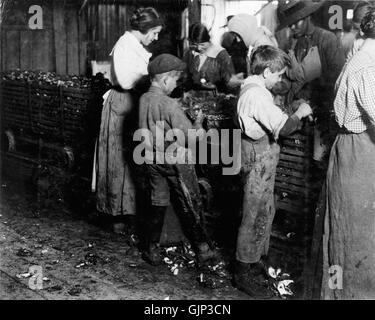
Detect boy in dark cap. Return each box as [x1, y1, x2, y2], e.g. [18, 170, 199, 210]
[138, 53, 218, 266]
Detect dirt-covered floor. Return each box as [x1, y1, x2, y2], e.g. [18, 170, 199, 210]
[0, 161, 309, 301]
[0, 173, 258, 300]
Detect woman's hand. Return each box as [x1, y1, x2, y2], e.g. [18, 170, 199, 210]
[199, 78, 216, 90]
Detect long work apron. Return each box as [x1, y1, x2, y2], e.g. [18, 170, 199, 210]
[321, 130, 375, 299]
[94, 89, 136, 216]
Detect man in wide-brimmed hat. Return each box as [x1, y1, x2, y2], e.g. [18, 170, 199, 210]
[278, 0, 345, 165]
[277, 0, 324, 32]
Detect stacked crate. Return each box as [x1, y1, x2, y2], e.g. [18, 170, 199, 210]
[271, 123, 320, 288]
[276, 125, 315, 218]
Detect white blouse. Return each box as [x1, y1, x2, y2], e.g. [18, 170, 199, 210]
[110, 31, 152, 90]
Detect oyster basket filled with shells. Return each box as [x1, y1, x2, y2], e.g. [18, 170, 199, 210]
[0, 70, 109, 183]
[181, 91, 236, 130]
[1, 70, 109, 144]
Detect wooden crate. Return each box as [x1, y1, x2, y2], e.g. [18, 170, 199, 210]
[271, 123, 322, 274]
[276, 128, 315, 209]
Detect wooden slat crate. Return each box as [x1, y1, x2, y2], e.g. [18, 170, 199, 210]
[273, 123, 318, 243]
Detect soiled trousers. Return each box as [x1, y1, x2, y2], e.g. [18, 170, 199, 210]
[236, 135, 280, 264]
[146, 163, 210, 246]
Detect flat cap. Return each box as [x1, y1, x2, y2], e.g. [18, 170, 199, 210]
[148, 53, 186, 75]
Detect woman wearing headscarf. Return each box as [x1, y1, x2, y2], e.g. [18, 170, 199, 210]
[94, 7, 163, 234]
[227, 14, 290, 109]
[321, 7, 375, 300]
[221, 16, 249, 77]
[227, 14, 279, 61]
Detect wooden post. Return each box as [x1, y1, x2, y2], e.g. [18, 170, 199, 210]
[0, 26, 3, 72]
[78, 8, 88, 76]
[188, 0, 201, 26]
[52, 0, 67, 75]
[5, 30, 20, 70]
[66, 7, 79, 75]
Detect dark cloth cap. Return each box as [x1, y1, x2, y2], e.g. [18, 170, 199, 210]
[148, 54, 186, 75]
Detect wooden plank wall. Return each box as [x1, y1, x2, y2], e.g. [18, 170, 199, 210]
[0, 0, 188, 75]
[87, 1, 187, 62]
[87, 2, 131, 62]
[0, 0, 87, 76]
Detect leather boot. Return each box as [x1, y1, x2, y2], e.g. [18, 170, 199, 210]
[111, 216, 126, 235]
[233, 261, 274, 299]
[142, 206, 166, 266]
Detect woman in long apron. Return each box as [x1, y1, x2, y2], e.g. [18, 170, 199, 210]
[94, 8, 163, 234]
[321, 8, 375, 299]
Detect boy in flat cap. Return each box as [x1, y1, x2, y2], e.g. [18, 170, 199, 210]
[138, 53, 218, 266]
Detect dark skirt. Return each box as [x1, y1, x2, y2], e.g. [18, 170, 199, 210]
[321, 130, 375, 299]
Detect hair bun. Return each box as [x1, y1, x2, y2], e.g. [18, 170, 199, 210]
[130, 7, 144, 26]
[361, 8, 375, 37]
[129, 7, 162, 33]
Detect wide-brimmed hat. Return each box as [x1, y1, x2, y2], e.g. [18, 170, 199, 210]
[277, 0, 325, 31]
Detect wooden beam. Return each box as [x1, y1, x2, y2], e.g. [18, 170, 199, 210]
[188, 0, 201, 26]
[78, 7, 88, 75]
[0, 28, 3, 72]
[52, 0, 67, 75]
[20, 31, 33, 70]
[66, 9, 79, 75]
[5, 30, 20, 70]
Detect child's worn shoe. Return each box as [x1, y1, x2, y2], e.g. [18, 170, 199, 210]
[196, 242, 220, 264]
[233, 261, 274, 299]
[142, 244, 163, 266]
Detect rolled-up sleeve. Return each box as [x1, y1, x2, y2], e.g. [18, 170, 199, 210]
[251, 89, 289, 138]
